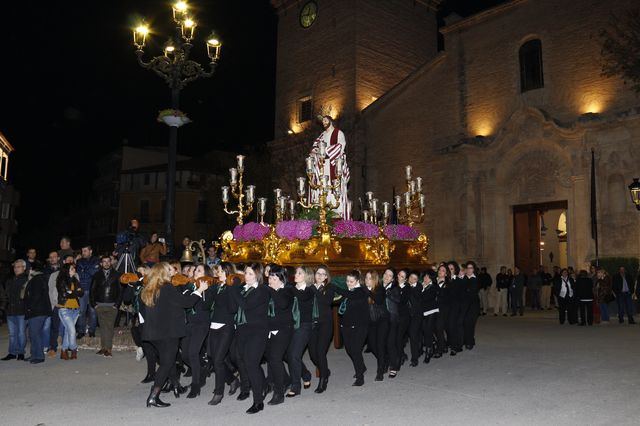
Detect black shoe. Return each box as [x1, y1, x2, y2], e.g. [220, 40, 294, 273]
[141, 374, 155, 384]
[389, 370, 397, 378]
[147, 386, 171, 408]
[246, 403, 264, 414]
[228, 378, 240, 396]
[503, 314, 508, 317]
[1, 354, 16, 361]
[630, 320, 636, 325]
[303, 381, 311, 389]
[410, 360, 418, 367]
[268, 393, 284, 405]
[314, 377, 328, 394]
[186, 385, 200, 399]
[76, 333, 85, 340]
[22, 356, 31, 362]
[30, 359, 44, 364]
[208, 393, 223, 405]
[262, 382, 273, 399]
[173, 384, 188, 398]
[619, 318, 624, 324]
[450, 350, 456, 356]
[237, 391, 250, 401]
[286, 391, 299, 398]
[352, 377, 364, 386]
[375, 373, 383, 381]
[161, 381, 172, 393]
[89, 332, 96, 338]
[465, 345, 474, 350]
[16, 354, 25, 361]
[433, 352, 442, 359]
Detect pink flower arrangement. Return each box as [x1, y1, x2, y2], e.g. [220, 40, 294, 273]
[333, 220, 380, 239]
[384, 224, 420, 241]
[276, 220, 317, 241]
[233, 222, 270, 242]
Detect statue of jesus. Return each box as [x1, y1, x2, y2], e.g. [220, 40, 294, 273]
[309, 115, 351, 219]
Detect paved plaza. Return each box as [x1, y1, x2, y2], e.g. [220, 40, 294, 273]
[1, 312, 638, 426]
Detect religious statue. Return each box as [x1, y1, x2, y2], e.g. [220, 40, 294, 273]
[309, 115, 351, 219]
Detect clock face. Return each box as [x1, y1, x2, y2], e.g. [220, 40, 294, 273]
[300, 1, 318, 29]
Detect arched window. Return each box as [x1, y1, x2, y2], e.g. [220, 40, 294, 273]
[519, 39, 544, 92]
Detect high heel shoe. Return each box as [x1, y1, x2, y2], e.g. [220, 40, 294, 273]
[267, 393, 284, 405]
[314, 377, 328, 394]
[228, 377, 240, 396]
[173, 384, 188, 398]
[303, 381, 311, 389]
[246, 402, 264, 414]
[140, 373, 155, 384]
[286, 390, 299, 398]
[208, 393, 223, 405]
[186, 384, 200, 399]
[146, 386, 171, 408]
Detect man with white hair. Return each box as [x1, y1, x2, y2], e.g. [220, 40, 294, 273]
[1, 260, 29, 361]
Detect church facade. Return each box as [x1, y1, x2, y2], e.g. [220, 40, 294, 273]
[269, 0, 640, 273]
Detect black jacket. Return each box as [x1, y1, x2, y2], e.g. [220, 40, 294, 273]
[268, 286, 294, 330]
[384, 282, 401, 323]
[496, 273, 510, 290]
[420, 282, 439, 313]
[310, 283, 335, 324]
[90, 269, 122, 307]
[478, 273, 492, 290]
[335, 285, 369, 327]
[462, 276, 480, 303]
[232, 283, 270, 329]
[408, 284, 423, 317]
[23, 273, 52, 319]
[209, 284, 238, 326]
[366, 285, 388, 322]
[575, 276, 594, 300]
[292, 285, 314, 323]
[182, 283, 214, 325]
[3, 273, 28, 316]
[141, 284, 201, 341]
[553, 276, 576, 300]
[398, 284, 411, 317]
[56, 277, 84, 307]
[436, 278, 452, 309]
[612, 273, 635, 295]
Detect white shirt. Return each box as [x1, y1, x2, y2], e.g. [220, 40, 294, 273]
[560, 278, 573, 298]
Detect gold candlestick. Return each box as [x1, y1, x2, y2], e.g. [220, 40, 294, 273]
[222, 155, 255, 224]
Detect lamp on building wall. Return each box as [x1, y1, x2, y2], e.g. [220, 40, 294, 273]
[628, 178, 640, 211]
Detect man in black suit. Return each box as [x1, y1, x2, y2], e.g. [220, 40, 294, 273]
[553, 268, 577, 325]
[90, 256, 122, 357]
[612, 267, 635, 324]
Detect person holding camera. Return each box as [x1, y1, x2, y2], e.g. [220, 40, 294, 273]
[114, 218, 147, 264]
[140, 232, 168, 267]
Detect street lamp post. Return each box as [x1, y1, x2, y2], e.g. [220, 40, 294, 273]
[131, 1, 222, 254]
[628, 178, 640, 211]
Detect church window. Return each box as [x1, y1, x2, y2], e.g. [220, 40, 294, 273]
[519, 39, 544, 92]
[298, 96, 313, 123]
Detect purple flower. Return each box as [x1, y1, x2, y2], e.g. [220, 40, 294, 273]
[233, 222, 270, 241]
[276, 220, 317, 241]
[383, 224, 419, 241]
[333, 220, 381, 239]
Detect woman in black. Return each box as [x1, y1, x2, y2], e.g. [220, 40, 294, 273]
[382, 268, 401, 378]
[364, 270, 389, 381]
[335, 270, 370, 386]
[447, 261, 464, 355]
[434, 264, 450, 356]
[207, 262, 239, 406]
[308, 265, 335, 393]
[420, 270, 443, 362]
[141, 263, 208, 408]
[396, 268, 411, 366]
[231, 262, 269, 414]
[265, 265, 294, 405]
[407, 270, 423, 367]
[462, 261, 480, 350]
[182, 264, 215, 398]
[286, 266, 315, 397]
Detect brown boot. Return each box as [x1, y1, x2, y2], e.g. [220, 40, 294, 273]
[60, 350, 69, 360]
[71, 350, 78, 360]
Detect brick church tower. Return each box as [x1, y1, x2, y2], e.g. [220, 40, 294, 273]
[268, 0, 441, 212]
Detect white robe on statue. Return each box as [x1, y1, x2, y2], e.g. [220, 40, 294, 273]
[310, 127, 351, 219]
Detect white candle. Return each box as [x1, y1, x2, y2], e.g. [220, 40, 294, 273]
[382, 202, 390, 218]
[274, 188, 282, 200]
[319, 142, 326, 157]
[246, 185, 255, 203]
[229, 168, 238, 185]
[371, 198, 379, 215]
[405, 165, 412, 180]
[419, 193, 425, 208]
[297, 177, 306, 196]
[258, 197, 267, 215]
[236, 155, 245, 172]
[416, 177, 422, 193]
[305, 157, 314, 173]
[363, 210, 370, 223]
[410, 180, 416, 194]
[366, 191, 373, 202]
[221, 186, 229, 203]
[404, 191, 411, 206]
[394, 195, 401, 209]
[288, 199, 296, 217]
[278, 196, 286, 212]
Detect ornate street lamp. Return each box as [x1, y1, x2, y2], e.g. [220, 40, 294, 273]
[130, 1, 222, 254]
[629, 178, 640, 211]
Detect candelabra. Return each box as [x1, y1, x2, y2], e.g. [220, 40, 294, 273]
[297, 142, 344, 235]
[272, 189, 296, 223]
[221, 155, 255, 225]
[362, 192, 391, 227]
[394, 165, 425, 227]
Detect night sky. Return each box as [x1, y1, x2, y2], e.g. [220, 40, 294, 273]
[1, 0, 502, 255]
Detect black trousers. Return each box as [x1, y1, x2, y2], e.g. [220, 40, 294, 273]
[578, 300, 593, 325]
[182, 322, 210, 387]
[449, 301, 467, 351]
[423, 313, 445, 355]
[437, 306, 450, 350]
[367, 318, 389, 374]
[236, 326, 268, 404]
[150, 337, 180, 389]
[558, 297, 577, 324]
[287, 322, 312, 393]
[408, 315, 423, 362]
[386, 320, 400, 371]
[341, 324, 368, 379]
[397, 314, 410, 360]
[209, 325, 235, 395]
[132, 324, 158, 376]
[308, 320, 333, 379]
[266, 326, 293, 395]
[463, 300, 480, 347]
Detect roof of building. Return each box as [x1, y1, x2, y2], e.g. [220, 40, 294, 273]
[0, 131, 15, 154]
